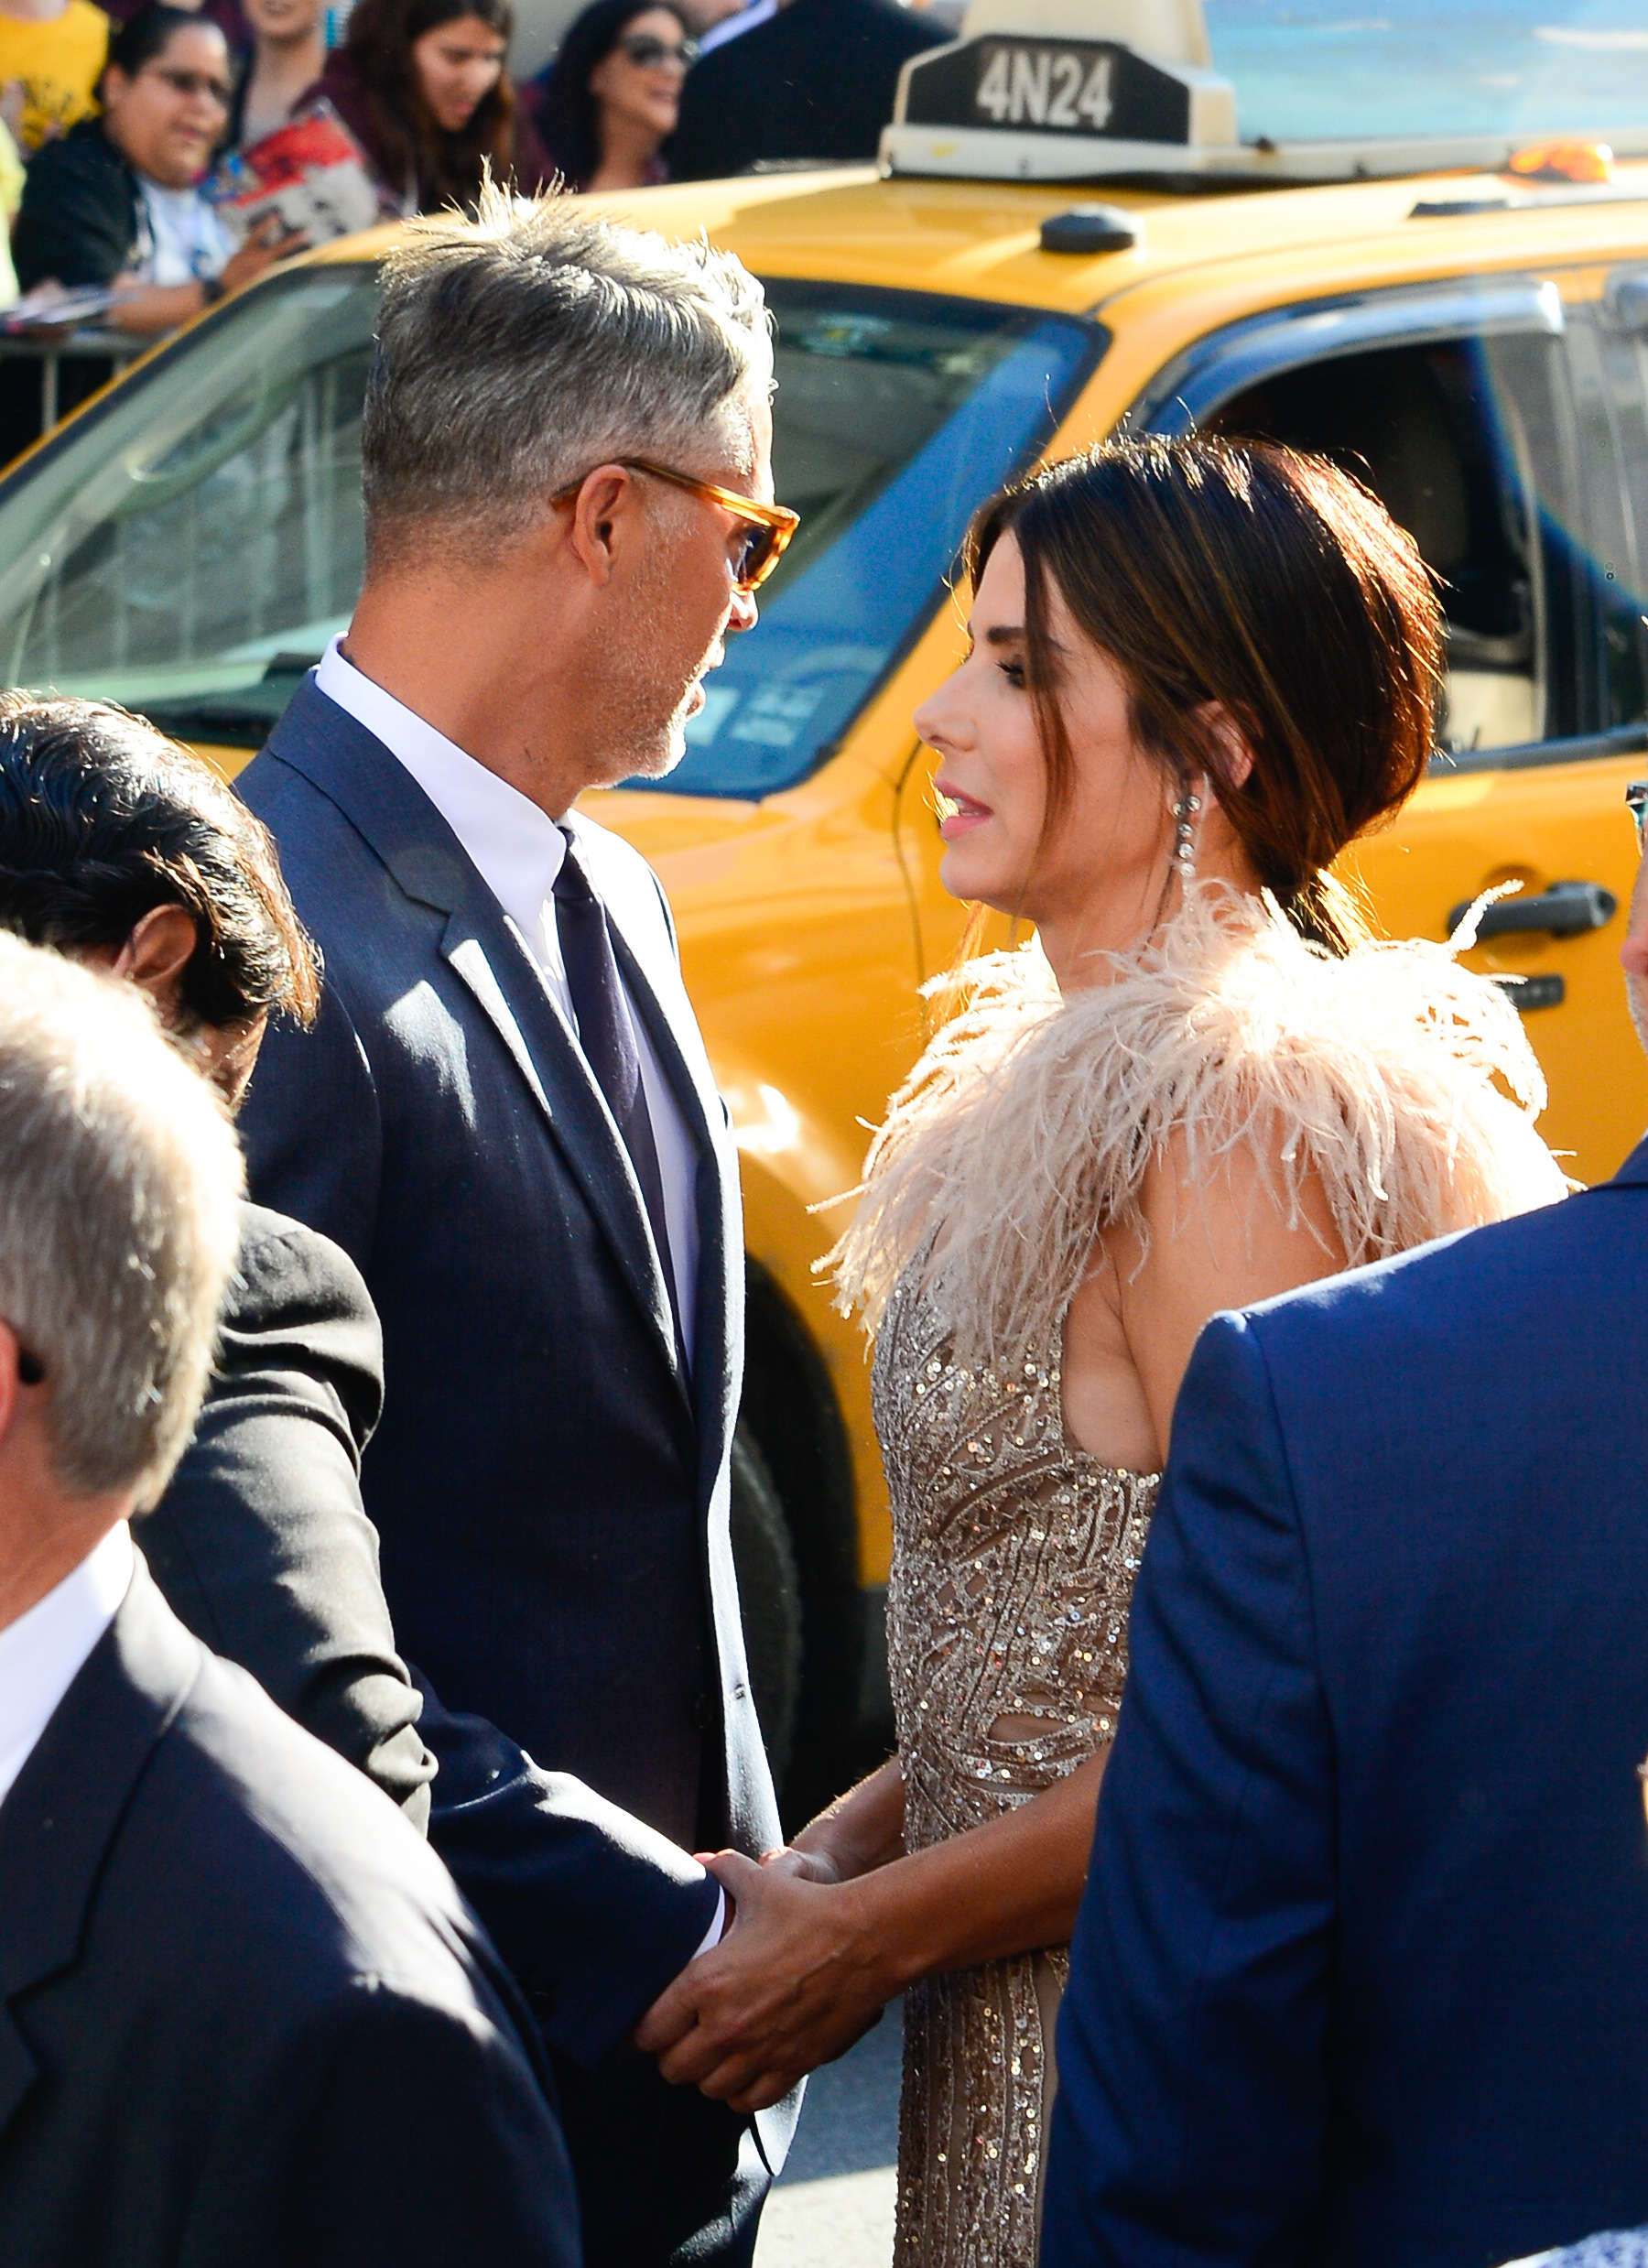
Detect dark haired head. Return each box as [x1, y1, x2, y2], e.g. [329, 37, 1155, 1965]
[346, 0, 516, 211]
[534, 0, 685, 192]
[105, 4, 222, 85]
[966, 433, 1443, 955]
[0, 694, 319, 1035]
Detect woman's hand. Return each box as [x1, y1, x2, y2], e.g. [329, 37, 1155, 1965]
[218, 216, 308, 296]
[760, 1843, 845, 1884]
[634, 1850, 894, 2112]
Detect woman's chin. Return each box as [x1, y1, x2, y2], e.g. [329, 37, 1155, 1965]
[939, 843, 1013, 909]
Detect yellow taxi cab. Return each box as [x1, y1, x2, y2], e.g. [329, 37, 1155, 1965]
[2, 0, 1646, 1803]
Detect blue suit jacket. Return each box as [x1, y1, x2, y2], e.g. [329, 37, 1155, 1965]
[1044, 1140, 1648, 2267]
[236, 682, 796, 2214]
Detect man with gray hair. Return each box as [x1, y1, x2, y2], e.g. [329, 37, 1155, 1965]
[236, 187, 799, 2266]
[0, 933, 580, 2268]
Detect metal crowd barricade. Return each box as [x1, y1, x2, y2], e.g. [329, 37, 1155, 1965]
[0, 326, 149, 436]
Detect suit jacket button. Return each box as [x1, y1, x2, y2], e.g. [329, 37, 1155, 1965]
[693, 1692, 715, 1730]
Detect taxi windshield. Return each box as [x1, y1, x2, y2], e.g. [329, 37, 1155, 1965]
[1209, 0, 1648, 143]
[0, 266, 1099, 799]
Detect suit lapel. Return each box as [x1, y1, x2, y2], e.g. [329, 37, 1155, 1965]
[266, 683, 688, 1403]
[441, 914, 687, 1403]
[0, 1557, 199, 2145]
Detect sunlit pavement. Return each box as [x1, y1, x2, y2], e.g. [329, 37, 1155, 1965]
[755, 2003, 902, 2268]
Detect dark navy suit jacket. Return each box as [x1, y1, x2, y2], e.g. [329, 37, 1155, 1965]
[0, 1556, 579, 2268]
[1044, 1140, 1648, 2267]
[236, 680, 795, 2249]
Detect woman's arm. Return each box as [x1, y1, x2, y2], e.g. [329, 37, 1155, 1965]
[1112, 1123, 1349, 1464]
[771, 1755, 906, 1883]
[107, 223, 307, 335]
[638, 1746, 1109, 2110]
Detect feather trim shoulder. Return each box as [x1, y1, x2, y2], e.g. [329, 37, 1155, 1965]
[828, 884, 1570, 1368]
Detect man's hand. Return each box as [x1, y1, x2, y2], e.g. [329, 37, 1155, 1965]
[633, 1850, 893, 2111]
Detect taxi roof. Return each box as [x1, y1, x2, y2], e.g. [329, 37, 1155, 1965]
[311, 157, 1648, 321]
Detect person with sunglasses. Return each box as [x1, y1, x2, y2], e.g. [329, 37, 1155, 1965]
[306, 0, 552, 215]
[233, 186, 799, 2268]
[14, 4, 301, 337]
[531, 0, 695, 194]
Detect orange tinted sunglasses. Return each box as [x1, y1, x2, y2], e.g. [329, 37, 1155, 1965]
[552, 457, 799, 591]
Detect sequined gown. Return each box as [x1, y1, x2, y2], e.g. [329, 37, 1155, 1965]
[874, 1263, 1158, 2268]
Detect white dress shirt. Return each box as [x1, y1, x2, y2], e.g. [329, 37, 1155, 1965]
[315, 638, 699, 1364]
[0, 1521, 134, 1814]
[696, 0, 777, 54]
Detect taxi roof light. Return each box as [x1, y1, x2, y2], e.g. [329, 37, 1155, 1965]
[1505, 139, 1614, 185]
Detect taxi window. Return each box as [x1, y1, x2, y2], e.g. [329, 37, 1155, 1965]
[0, 268, 1100, 798]
[1201, 311, 1645, 762]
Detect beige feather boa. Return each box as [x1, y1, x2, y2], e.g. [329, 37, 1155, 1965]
[828, 884, 1570, 1371]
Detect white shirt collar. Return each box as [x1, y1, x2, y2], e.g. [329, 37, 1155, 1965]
[0, 1520, 134, 1815]
[697, 0, 776, 55]
[315, 637, 570, 964]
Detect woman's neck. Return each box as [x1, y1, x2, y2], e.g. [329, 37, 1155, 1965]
[587, 108, 660, 190]
[244, 29, 326, 134]
[1036, 830, 1264, 996]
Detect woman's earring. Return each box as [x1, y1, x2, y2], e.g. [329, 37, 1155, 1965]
[1173, 777, 1202, 889]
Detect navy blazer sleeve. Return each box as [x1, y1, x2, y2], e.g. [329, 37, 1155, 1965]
[241, 986, 719, 2067]
[141, 1206, 436, 1825]
[1041, 1311, 1336, 2265]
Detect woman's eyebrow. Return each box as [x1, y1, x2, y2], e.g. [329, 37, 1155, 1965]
[984, 623, 1069, 654]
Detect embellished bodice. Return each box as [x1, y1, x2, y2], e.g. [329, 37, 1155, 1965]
[875, 1260, 1157, 2267]
[876, 1260, 1158, 1853]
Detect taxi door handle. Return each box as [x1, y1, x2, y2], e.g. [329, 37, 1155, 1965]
[1447, 880, 1618, 941]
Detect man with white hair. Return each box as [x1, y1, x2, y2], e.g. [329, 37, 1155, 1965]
[0, 934, 579, 2268]
[236, 187, 800, 2264]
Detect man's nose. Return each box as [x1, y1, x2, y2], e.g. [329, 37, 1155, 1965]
[727, 586, 759, 636]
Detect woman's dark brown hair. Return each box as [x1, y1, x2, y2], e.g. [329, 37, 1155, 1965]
[0, 694, 319, 1035]
[966, 433, 1444, 955]
[346, 0, 515, 212]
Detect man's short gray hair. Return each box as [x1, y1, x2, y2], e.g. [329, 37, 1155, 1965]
[362, 183, 772, 560]
[0, 935, 243, 1505]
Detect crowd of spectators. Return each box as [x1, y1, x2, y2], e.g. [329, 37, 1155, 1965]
[0, 0, 953, 313]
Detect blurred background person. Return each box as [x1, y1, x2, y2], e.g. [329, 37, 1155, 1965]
[0, 691, 435, 1822]
[228, 0, 323, 146]
[103, 0, 251, 62]
[310, 0, 549, 213]
[668, 0, 947, 178]
[531, 0, 689, 192]
[0, 0, 108, 157]
[14, 4, 300, 332]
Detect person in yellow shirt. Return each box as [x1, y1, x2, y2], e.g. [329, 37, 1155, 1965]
[0, 0, 109, 156]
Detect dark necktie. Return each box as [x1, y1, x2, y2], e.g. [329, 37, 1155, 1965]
[552, 830, 681, 1348]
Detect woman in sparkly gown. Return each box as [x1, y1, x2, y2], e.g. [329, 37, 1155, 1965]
[644, 438, 1567, 2266]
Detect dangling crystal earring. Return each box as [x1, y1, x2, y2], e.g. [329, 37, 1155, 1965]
[1173, 776, 1203, 889]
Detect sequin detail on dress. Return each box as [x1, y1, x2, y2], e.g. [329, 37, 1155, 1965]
[876, 1263, 1157, 2268]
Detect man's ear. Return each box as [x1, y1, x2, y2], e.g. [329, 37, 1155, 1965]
[1194, 700, 1256, 792]
[111, 904, 197, 1020]
[0, 1320, 28, 1457]
[562, 465, 640, 591]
